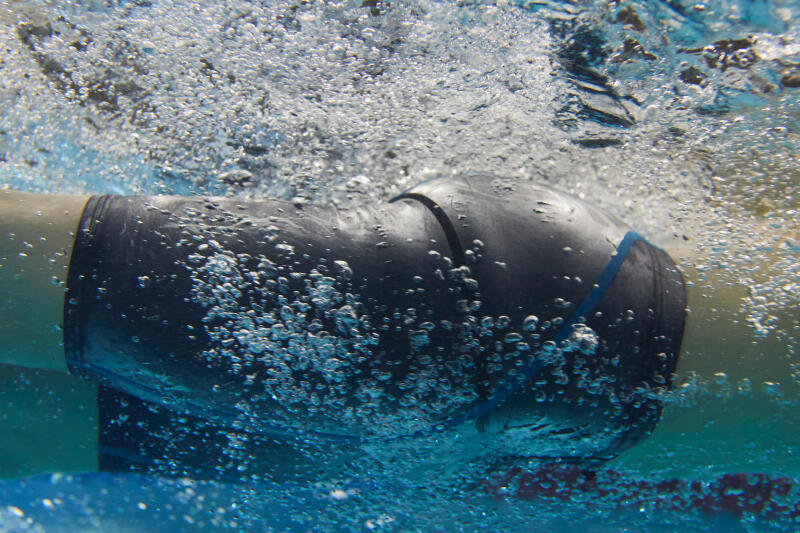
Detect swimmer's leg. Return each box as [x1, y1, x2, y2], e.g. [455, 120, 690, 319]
[0, 190, 97, 477]
[0, 189, 89, 371]
[0, 365, 97, 477]
[622, 237, 800, 474]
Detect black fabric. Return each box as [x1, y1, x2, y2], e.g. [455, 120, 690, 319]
[64, 176, 686, 475]
[394, 177, 686, 456]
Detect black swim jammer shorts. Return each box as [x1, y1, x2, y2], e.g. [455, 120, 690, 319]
[63, 175, 686, 477]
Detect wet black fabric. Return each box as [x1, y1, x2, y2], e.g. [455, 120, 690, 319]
[64, 176, 686, 474]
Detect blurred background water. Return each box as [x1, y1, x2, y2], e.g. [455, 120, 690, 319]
[0, 0, 798, 530]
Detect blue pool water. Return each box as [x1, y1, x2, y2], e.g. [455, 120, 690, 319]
[1, 0, 799, 531]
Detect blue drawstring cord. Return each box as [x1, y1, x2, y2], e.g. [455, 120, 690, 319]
[423, 231, 649, 437]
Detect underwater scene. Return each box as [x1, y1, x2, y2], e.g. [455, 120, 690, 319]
[0, 0, 798, 531]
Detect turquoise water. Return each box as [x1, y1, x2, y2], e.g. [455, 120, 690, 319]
[1, 0, 799, 531]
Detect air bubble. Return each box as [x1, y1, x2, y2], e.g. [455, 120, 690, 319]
[562, 324, 598, 356]
[496, 316, 511, 330]
[333, 260, 353, 281]
[763, 381, 783, 398]
[408, 330, 430, 350]
[523, 315, 539, 331]
[737, 378, 752, 394]
[335, 305, 359, 335]
[554, 298, 571, 309]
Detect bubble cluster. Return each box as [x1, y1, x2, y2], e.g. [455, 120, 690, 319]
[188, 247, 389, 433]
[171, 206, 500, 439]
